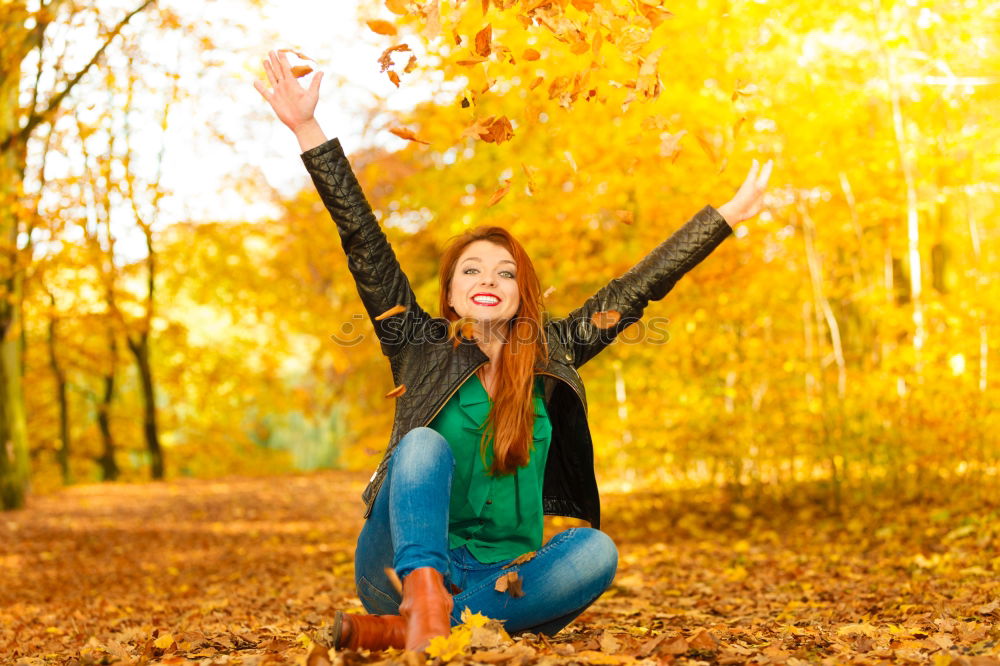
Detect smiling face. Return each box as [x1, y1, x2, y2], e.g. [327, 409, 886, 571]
[447, 239, 521, 326]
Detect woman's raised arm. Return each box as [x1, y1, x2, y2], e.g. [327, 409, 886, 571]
[254, 51, 429, 358]
[549, 159, 773, 368]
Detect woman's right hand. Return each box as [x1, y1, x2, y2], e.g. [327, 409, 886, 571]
[254, 50, 328, 151]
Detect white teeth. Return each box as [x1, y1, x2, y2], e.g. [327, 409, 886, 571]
[473, 296, 499, 304]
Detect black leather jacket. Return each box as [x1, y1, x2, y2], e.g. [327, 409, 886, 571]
[302, 138, 733, 529]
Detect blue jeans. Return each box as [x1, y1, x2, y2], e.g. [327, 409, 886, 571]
[354, 427, 618, 635]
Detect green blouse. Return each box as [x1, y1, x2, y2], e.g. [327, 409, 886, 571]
[427, 374, 553, 564]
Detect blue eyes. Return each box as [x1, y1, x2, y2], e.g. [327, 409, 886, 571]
[464, 267, 515, 279]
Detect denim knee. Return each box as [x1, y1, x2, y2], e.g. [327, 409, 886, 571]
[577, 528, 618, 589]
[392, 426, 454, 473]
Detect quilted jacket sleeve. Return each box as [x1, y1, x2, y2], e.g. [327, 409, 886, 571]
[551, 205, 733, 369]
[301, 138, 428, 358]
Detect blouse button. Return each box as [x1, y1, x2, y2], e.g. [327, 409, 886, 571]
[564, 353, 572, 361]
[486, 499, 493, 505]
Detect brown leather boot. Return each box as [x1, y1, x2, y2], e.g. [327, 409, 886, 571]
[399, 567, 454, 650]
[331, 611, 406, 651]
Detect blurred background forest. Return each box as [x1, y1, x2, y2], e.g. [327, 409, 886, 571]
[1, 0, 997, 511]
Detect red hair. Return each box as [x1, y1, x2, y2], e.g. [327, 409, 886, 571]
[438, 227, 548, 474]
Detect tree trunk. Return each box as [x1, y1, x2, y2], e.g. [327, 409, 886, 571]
[46, 296, 72, 484]
[97, 334, 119, 481]
[129, 333, 162, 479]
[0, 88, 30, 510]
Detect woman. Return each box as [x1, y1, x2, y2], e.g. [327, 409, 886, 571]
[255, 51, 771, 651]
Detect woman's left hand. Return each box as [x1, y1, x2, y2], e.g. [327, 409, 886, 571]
[716, 159, 774, 227]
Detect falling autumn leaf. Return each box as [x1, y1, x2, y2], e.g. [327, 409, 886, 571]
[542, 285, 556, 299]
[290, 65, 313, 78]
[389, 126, 430, 144]
[277, 48, 315, 62]
[367, 19, 398, 36]
[388, 71, 401, 87]
[385, 384, 407, 398]
[494, 571, 524, 597]
[374, 304, 408, 321]
[591, 310, 621, 329]
[456, 56, 488, 66]
[385, 0, 409, 15]
[614, 210, 634, 225]
[523, 48, 541, 61]
[378, 44, 411, 72]
[734, 116, 747, 138]
[636, 47, 663, 99]
[404, 55, 418, 73]
[475, 25, 492, 57]
[487, 179, 512, 206]
[502, 550, 537, 568]
[661, 129, 687, 162]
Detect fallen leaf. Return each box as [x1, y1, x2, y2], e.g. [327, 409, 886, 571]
[367, 20, 398, 36]
[389, 126, 429, 144]
[153, 633, 175, 650]
[689, 629, 719, 651]
[661, 635, 689, 655]
[426, 627, 471, 662]
[572, 651, 632, 665]
[306, 644, 332, 666]
[375, 305, 407, 321]
[591, 310, 621, 329]
[385, 384, 407, 398]
[599, 630, 621, 654]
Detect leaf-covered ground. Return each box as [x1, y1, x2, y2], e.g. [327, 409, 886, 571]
[1, 471, 998, 665]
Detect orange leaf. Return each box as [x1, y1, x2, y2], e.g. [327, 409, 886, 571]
[482, 0, 490, 13]
[571, 0, 595, 10]
[404, 55, 418, 73]
[636, 47, 663, 99]
[494, 571, 524, 597]
[614, 210, 633, 225]
[378, 44, 411, 72]
[591, 310, 621, 329]
[660, 130, 686, 162]
[385, 0, 409, 15]
[523, 48, 540, 61]
[277, 48, 315, 62]
[388, 71, 401, 87]
[306, 644, 332, 666]
[502, 551, 537, 569]
[733, 116, 746, 138]
[385, 384, 407, 399]
[529, 76, 545, 90]
[367, 20, 398, 36]
[487, 179, 512, 206]
[375, 304, 408, 321]
[456, 56, 488, 66]
[521, 163, 536, 195]
[389, 126, 429, 144]
[290, 65, 313, 78]
[475, 25, 492, 57]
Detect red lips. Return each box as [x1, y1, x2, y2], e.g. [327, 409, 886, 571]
[471, 292, 502, 305]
